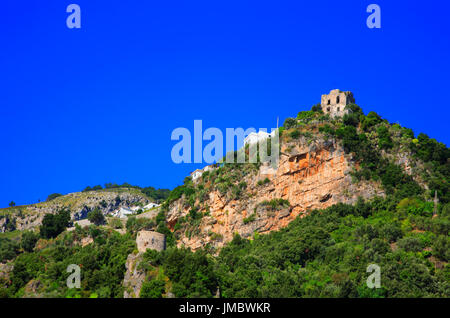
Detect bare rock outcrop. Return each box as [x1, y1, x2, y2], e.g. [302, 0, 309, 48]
[168, 138, 384, 250]
[123, 253, 145, 298]
[0, 189, 150, 233]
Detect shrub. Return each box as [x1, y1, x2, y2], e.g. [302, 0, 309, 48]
[319, 124, 335, 136]
[0, 238, 19, 263]
[380, 223, 403, 243]
[361, 111, 382, 131]
[297, 110, 315, 122]
[396, 198, 433, 217]
[243, 214, 256, 224]
[432, 235, 449, 261]
[260, 199, 290, 211]
[40, 208, 71, 239]
[20, 231, 39, 252]
[108, 218, 123, 229]
[257, 178, 270, 186]
[311, 104, 323, 113]
[289, 130, 301, 139]
[87, 208, 106, 226]
[140, 279, 166, 298]
[162, 248, 217, 297]
[126, 216, 155, 234]
[377, 126, 393, 149]
[283, 117, 297, 129]
[397, 236, 423, 252]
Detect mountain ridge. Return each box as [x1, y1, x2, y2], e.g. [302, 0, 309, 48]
[1, 98, 449, 298]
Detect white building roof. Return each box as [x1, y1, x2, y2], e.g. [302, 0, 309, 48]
[244, 130, 276, 145]
[144, 202, 160, 209]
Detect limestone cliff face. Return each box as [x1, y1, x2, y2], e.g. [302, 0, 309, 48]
[167, 137, 384, 250]
[123, 253, 145, 298]
[0, 189, 150, 233]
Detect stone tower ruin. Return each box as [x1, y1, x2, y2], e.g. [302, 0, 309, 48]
[136, 230, 166, 252]
[321, 89, 355, 118]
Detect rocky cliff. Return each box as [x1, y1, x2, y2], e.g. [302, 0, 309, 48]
[0, 188, 150, 233]
[123, 252, 146, 298]
[166, 136, 385, 250]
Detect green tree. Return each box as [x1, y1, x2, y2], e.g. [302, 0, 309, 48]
[432, 235, 449, 261]
[87, 208, 106, 226]
[311, 104, 323, 113]
[140, 279, 166, 298]
[289, 130, 301, 139]
[21, 231, 39, 252]
[377, 126, 393, 149]
[8, 201, 15, 207]
[397, 236, 423, 252]
[0, 238, 19, 262]
[40, 208, 71, 239]
[361, 111, 382, 131]
[283, 117, 297, 129]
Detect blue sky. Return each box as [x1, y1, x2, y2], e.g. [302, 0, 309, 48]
[1, 0, 449, 207]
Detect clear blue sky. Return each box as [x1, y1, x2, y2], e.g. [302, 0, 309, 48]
[1, 0, 449, 207]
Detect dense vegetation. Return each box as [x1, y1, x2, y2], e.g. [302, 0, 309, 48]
[1, 197, 448, 298]
[0, 227, 135, 298]
[137, 197, 449, 298]
[1, 102, 448, 298]
[131, 102, 449, 298]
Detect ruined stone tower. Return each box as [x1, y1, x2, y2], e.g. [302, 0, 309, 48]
[136, 230, 166, 252]
[321, 89, 355, 118]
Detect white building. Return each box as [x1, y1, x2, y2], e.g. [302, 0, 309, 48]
[115, 207, 135, 219]
[144, 202, 160, 210]
[191, 169, 204, 181]
[244, 130, 276, 145]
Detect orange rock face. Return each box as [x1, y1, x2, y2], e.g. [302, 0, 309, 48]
[167, 139, 384, 251]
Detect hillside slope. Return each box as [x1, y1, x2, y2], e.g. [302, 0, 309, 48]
[0, 100, 448, 298]
[160, 103, 448, 251]
[0, 188, 151, 233]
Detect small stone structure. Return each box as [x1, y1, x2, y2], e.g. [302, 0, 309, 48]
[136, 230, 166, 252]
[321, 89, 355, 118]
